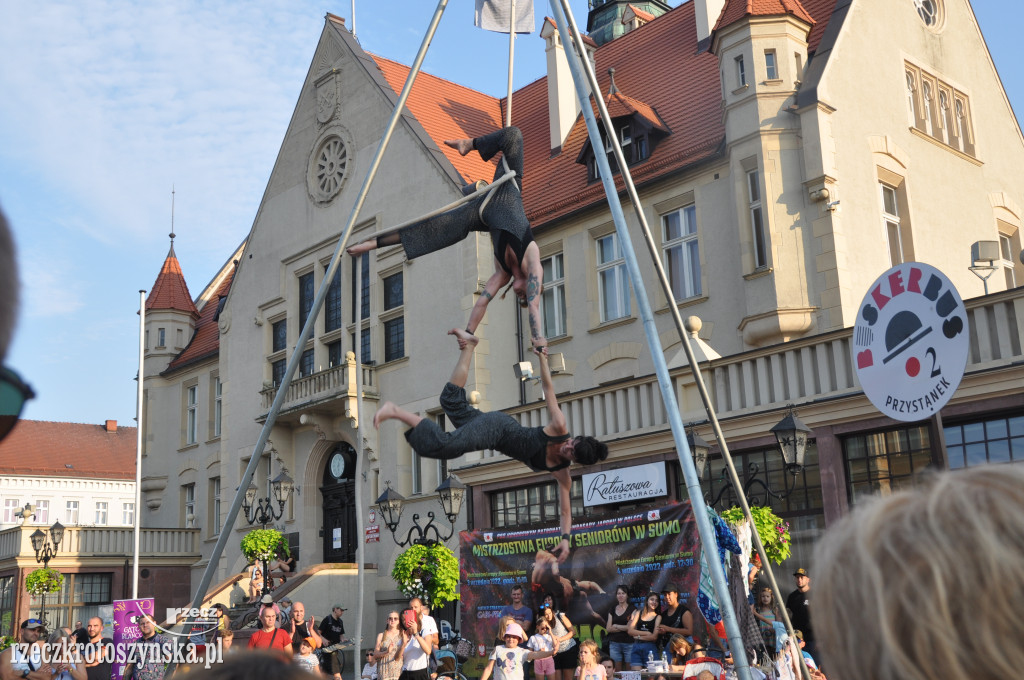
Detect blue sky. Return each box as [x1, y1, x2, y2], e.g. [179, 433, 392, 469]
[1, 0, 1022, 426]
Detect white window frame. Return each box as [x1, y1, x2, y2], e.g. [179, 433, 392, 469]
[211, 477, 221, 536]
[213, 377, 222, 438]
[596, 233, 630, 322]
[1000, 233, 1017, 288]
[735, 55, 746, 88]
[35, 500, 49, 524]
[95, 502, 108, 526]
[3, 499, 19, 524]
[662, 204, 702, 300]
[881, 183, 904, 265]
[66, 501, 79, 524]
[184, 484, 196, 528]
[122, 502, 134, 526]
[157, 328, 166, 347]
[747, 169, 768, 269]
[541, 253, 567, 339]
[764, 50, 778, 80]
[905, 70, 917, 124]
[186, 385, 198, 445]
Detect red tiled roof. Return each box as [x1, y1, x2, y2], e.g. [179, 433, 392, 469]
[0, 420, 137, 479]
[602, 91, 670, 132]
[715, 0, 816, 33]
[146, 244, 199, 316]
[517, 2, 725, 228]
[366, 0, 839, 230]
[370, 56, 504, 184]
[626, 4, 657, 23]
[165, 269, 234, 373]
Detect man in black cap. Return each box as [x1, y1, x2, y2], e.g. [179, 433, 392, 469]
[318, 605, 348, 680]
[786, 568, 815, 658]
[0, 620, 49, 680]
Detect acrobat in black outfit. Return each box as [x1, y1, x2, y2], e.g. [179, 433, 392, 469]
[373, 328, 607, 561]
[347, 127, 547, 351]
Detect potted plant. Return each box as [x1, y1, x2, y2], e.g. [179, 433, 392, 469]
[25, 567, 64, 596]
[240, 528, 290, 563]
[721, 505, 791, 565]
[391, 543, 459, 608]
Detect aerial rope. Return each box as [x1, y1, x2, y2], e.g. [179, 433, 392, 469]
[548, 2, 812, 679]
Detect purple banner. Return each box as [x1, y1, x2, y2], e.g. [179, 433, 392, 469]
[112, 598, 154, 680]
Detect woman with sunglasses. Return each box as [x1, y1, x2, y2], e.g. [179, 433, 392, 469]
[373, 611, 403, 680]
[537, 597, 576, 680]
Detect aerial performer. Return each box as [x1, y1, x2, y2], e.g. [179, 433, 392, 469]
[373, 328, 608, 561]
[347, 127, 547, 351]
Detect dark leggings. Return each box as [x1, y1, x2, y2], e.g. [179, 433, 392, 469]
[377, 128, 531, 264]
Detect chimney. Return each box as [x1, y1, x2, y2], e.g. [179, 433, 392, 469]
[105, 420, 117, 433]
[695, 0, 727, 43]
[540, 18, 582, 152]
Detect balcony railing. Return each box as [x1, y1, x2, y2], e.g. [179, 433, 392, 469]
[260, 352, 377, 413]
[0, 526, 200, 562]
[505, 288, 1024, 436]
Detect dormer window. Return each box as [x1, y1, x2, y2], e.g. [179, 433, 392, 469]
[577, 87, 669, 182]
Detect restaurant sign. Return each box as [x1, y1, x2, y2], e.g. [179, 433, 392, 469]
[581, 461, 668, 507]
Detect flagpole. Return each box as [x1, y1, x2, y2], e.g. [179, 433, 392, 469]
[133, 289, 145, 599]
[506, 0, 515, 126]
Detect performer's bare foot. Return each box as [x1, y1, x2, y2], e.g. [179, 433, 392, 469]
[346, 238, 376, 256]
[444, 138, 474, 156]
[448, 327, 478, 349]
[373, 401, 399, 429]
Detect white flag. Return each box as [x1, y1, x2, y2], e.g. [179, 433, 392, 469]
[474, 0, 535, 34]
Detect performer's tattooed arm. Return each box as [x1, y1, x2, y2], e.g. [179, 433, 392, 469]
[467, 264, 510, 335]
[524, 246, 547, 351]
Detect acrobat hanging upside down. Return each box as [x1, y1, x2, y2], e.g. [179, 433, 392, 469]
[347, 127, 549, 352]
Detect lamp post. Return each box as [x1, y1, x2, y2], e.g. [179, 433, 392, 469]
[376, 475, 466, 547]
[706, 406, 813, 508]
[241, 469, 294, 597]
[29, 521, 64, 627]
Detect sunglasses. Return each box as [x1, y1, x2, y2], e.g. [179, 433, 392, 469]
[0, 366, 34, 443]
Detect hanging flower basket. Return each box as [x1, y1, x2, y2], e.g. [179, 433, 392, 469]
[391, 543, 459, 608]
[240, 529, 290, 563]
[0, 635, 17, 652]
[721, 505, 792, 565]
[25, 567, 64, 596]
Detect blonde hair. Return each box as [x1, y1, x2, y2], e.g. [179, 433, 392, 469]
[578, 640, 600, 665]
[814, 465, 1024, 680]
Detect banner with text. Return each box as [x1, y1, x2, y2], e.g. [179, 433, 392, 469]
[458, 502, 700, 675]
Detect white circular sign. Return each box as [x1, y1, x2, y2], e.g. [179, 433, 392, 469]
[853, 262, 968, 421]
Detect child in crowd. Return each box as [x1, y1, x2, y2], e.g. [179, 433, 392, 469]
[574, 641, 605, 680]
[295, 636, 321, 675]
[480, 623, 554, 680]
[362, 649, 379, 680]
[527, 620, 556, 680]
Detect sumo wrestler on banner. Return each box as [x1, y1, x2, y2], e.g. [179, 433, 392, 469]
[458, 502, 700, 676]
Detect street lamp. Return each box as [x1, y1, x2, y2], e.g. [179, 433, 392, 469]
[707, 406, 813, 508]
[770, 405, 813, 474]
[687, 426, 711, 477]
[376, 475, 466, 547]
[241, 469, 294, 597]
[30, 521, 64, 627]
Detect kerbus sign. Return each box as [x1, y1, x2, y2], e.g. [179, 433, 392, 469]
[853, 262, 968, 421]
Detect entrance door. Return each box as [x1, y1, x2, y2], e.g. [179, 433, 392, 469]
[321, 443, 358, 563]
